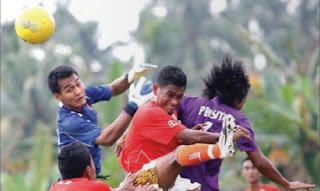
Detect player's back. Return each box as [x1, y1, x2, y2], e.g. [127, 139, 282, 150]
[49, 178, 111, 191]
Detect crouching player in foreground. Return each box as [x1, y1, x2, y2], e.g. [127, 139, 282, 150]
[118, 65, 251, 191]
[49, 142, 149, 191]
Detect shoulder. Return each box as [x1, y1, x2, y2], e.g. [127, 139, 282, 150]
[182, 95, 205, 103]
[85, 85, 110, 93]
[179, 95, 207, 112]
[85, 85, 112, 103]
[225, 107, 251, 129]
[137, 101, 165, 115]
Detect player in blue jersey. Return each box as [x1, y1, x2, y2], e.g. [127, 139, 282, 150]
[47, 64, 156, 175]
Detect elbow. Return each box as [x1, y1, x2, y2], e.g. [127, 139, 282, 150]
[102, 137, 117, 146]
[102, 141, 113, 146]
[98, 134, 117, 146]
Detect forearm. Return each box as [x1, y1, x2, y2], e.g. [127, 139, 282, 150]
[178, 129, 219, 145]
[248, 151, 289, 189]
[96, 111, 132, 146]
[192, 131, 219, 144]
[109, 76, 130, 96]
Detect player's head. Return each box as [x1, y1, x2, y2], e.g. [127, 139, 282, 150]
[58, 142, 96, 180]
[241, 157, 261, 184]
[202, 53, 250, 110]
[47, 65, 86, 112]
[153, 65, 187, 114]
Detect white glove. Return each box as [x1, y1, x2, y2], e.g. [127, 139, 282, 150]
[127, 63, 158, 83]
[128, 77, 154, 107]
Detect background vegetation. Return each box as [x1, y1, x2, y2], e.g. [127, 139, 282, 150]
[1, 0, 319, 190]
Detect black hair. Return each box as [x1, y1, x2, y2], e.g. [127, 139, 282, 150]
[58, 142, 91, 179]
[242, 157, 251, 165]
[202, 53, 251, 107]
[47, 65, 78, 94]
[157, 65, 187, 88]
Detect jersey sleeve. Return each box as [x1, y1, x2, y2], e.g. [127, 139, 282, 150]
[236, 116, 260, 152]
[136, 107, 186, 146]
[85, 85, 112, 105]
[58, 113, 102, 147]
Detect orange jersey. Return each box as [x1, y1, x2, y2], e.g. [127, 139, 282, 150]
[119, 101, 186, 172]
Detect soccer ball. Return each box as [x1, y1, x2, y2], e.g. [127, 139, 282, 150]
[15, 6, 55, 44]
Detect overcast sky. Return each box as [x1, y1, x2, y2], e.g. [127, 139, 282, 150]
[1, 0, 149, 47]
[1, 0, 151, 63]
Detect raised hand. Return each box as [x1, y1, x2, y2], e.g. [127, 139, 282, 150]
[127, 63, 158, 83]
[128, 77, 154, 107]
[233, 125, 250, 142]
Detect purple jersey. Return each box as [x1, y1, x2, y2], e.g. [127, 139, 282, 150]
[176, 95, 260, 191]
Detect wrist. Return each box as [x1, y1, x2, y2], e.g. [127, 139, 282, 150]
[123, 102, 138, 117]
[127, 68, 135, 83]
[283, 180, 290, 189]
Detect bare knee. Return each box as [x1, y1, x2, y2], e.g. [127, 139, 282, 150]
[155, 152, 183, 190]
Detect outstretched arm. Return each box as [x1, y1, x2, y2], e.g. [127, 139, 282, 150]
[247, 150, 315, 190]
[109, 63, 157, 97]
[95, 111, 132, 146]
[176, 125, 250, 145]
[108, 75, 131, 97]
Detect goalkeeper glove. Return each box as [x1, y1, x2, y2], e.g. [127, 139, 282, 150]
[127, 63, 157, 84]
[123, 77, 154, 117]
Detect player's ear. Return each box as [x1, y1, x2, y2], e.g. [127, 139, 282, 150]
[83, 166, 92, 179]
[153, 83, 159, 96]
[53, 93, 62, 101]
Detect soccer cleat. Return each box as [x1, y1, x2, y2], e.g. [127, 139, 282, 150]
[218, 114, 237, 158]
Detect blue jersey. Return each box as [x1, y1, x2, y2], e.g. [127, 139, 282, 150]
[56, 85, 112, 175]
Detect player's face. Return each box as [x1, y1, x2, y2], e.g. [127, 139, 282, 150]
[241, 160, 261, 184]
[153, 84, 185, 115]
[53, 74, 86, 112]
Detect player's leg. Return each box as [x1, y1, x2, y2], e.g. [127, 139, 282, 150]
[155, 114, 237, 190]
[175, 114, 236, 166]
[155, 151, 183, 190]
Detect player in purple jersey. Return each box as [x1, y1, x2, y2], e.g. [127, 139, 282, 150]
[176, 53, 315, 191]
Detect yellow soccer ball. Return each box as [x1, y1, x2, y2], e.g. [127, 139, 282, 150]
[15, 6, 55, 44]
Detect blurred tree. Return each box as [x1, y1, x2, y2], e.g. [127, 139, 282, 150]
[1, 1, 126, 190]
[1, 0, 319, 190]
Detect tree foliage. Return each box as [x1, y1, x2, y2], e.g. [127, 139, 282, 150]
[1, 0, 319, 190]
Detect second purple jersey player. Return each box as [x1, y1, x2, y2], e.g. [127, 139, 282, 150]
[176, 54, 315, 191]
